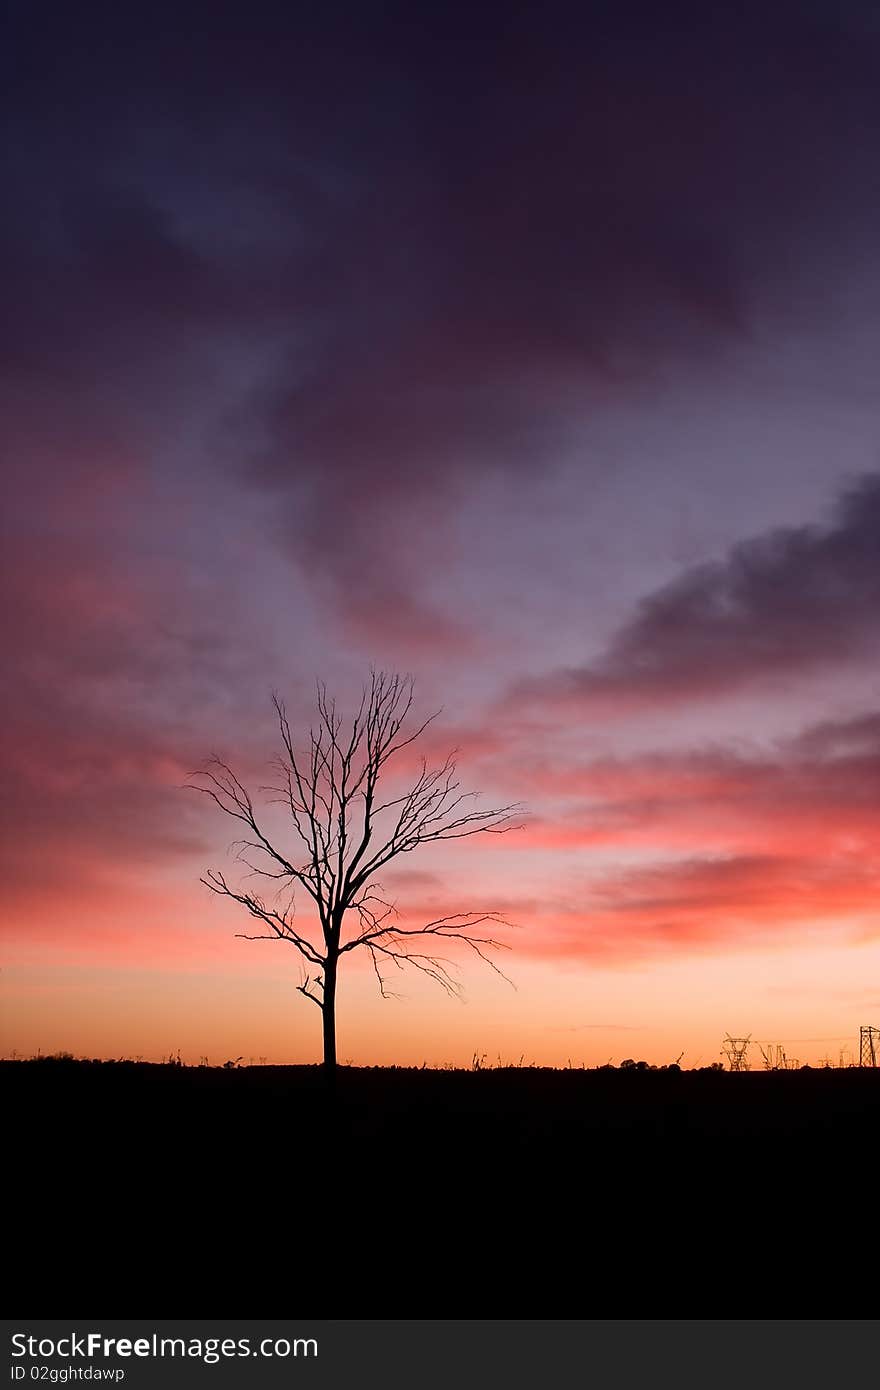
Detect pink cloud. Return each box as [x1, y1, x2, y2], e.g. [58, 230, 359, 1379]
[505, 713, 880, 858]
[516, 851, 880, 964]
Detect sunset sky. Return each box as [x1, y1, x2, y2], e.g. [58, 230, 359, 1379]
[3, 0, 879, 1068]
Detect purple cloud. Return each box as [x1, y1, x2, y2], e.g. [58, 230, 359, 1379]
[514, 473, 880, 710]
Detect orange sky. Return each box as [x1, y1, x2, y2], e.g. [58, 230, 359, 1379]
[2, 729, 878, 1069]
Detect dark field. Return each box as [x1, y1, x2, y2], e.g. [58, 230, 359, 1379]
[6, 1059, 878, 1315]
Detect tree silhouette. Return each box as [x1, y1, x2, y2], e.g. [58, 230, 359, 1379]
[190, 671, 521, 1074]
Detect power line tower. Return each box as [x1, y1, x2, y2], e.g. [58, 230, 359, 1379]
[756, 1041, 786, 1070]
[859, 1025, 879, 1068]
[722, 1034, 751, 1071]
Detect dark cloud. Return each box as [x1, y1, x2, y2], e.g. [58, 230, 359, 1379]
[791, 711, 880, 759]
[515, 473, 880, 710]
[2, 2, 880, 908]
[4, 1, 879, 638]
[241, 1, 880, 634]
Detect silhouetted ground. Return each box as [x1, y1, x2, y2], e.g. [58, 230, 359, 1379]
[5, 1059, 877, 1314]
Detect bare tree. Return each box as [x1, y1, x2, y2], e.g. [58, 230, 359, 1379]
[189, 671, 521, 1074]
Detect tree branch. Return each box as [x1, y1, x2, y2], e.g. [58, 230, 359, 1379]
[342, 910, 517, 993]
[296, 975, 325, 1010]
[201, 870, 325, 968]
[190, 670, 525, 1043]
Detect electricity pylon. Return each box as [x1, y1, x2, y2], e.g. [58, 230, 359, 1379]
[722, 1034, 751, 1071]
[859, 1025, 879, 1068]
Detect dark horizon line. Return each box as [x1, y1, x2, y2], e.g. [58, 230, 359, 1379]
[5, 1052, 875, 1074]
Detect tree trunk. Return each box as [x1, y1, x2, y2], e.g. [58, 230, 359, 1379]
[322, 953, 338, 1077]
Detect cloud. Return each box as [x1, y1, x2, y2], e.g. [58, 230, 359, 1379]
[474, 708, 880, 963]
[360, 706, 880, 966]
[513, 709, 880, 852]
[4, 1, 880, 647]
[0, 675, 206, 915]
[0, 525, 263, 919]
[4, 1, 880, 982]
[225, 3, 880, 637]
[513, 473, 880, 712]
[522, 850, 880, 964]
